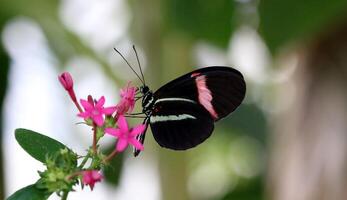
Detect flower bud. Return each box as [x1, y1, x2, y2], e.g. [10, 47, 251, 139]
[58, 72, 83, 112]
[82, 170, 103, 190]
[58, 72, 74, 91]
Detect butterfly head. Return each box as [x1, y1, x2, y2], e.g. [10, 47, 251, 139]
[140, 85, 149, 95]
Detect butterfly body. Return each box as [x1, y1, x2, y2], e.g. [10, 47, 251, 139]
[134, 66, 246, 156]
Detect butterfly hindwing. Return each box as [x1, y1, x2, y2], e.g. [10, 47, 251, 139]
[149, 99, 214, 150]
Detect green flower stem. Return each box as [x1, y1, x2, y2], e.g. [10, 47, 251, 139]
[78, 155, 90, 169]
[92, 125, 97, 154]
[61, 191, 69, 200]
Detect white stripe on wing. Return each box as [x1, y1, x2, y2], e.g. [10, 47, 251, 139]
[150, 114, 196, 123]
[155, 98, 196, 104]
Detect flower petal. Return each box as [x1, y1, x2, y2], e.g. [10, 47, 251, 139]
[95, 96, 105, 108]
[93, 115, 104, 126]
[128, 87, 136, 96]
[116, 138, 128, 152]
[115, 100, 128, 115]
[117, 115, 128, 132]
[82, 170, 102, 191]
[130, 124, 146, 137]
[128, 102, 135, 113]
[129, 138, 144, 150]
[120, 81, 130, 97]
[120, 89, 126, 97]
[80, 99, 93, 111]
[78, 112, 90, 118]
[105, 128, 121, 137]
[103, 106, 117, 115]
[91, 171, 103, 180]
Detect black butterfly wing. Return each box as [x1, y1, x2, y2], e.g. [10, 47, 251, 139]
[154, 66, 246, 121]
[149, 98, 214, 150]
[149, 66, 245, 150]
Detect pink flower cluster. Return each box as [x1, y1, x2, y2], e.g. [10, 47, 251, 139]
[58, 72, 145, 190]
[59, 72, 144, 152]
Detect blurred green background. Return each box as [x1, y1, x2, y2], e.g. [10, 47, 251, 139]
[1, 0, 347, 200]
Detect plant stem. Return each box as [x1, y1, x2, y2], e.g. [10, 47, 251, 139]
[92, 126, 97, 154]
[65, 171, 81, 181]
[61, 191, 69, 200]
[73, 99, 83, 113]
[78, 155, 89, 169]
[103, 149, 117, 163]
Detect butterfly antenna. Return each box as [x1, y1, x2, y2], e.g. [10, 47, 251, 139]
[132, 45, 146, 85]
[113, 48, 145, 85]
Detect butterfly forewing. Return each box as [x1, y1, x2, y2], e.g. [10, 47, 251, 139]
[154, 66, 246, 121]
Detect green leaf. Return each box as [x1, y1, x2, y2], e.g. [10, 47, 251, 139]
[259, 0, 347, 53]
[15, 128, 67, 163]
[7, 184, 50, 200]
[221, 177, 264, 200]
[164, 0, 235, 48]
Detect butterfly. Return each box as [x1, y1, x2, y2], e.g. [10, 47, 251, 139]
[114, 46, 246, 156]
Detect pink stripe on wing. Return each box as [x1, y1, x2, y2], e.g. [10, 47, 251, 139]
[195, 75, 218, 120]
[191, 72, 201, 77]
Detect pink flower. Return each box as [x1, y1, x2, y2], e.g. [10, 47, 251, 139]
[78, 96, 116, 126]
[116, 83, 136, 115]
[82, 170, 103, 190]
[58, 72, 74, 91]
[105, 115, 145, 152]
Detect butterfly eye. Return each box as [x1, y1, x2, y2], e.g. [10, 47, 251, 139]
[141, 86, 149, 94]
